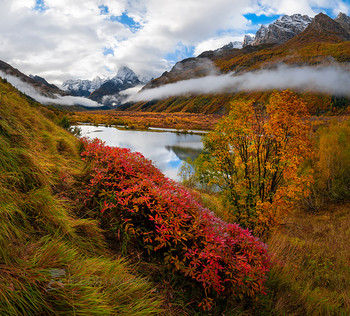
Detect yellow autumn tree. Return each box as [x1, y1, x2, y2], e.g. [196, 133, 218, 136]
[195, 90, 313, 237]
[314, 118, 350, 202]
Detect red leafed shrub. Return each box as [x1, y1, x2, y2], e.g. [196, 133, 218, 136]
[79, 138, 271, 310]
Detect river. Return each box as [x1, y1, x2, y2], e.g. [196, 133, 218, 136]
[76, 125, 204, 181]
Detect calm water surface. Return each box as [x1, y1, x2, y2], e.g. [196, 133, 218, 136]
[76, 125, 204, 181]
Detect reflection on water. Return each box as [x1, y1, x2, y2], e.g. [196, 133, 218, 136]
[76, 125, 203, 181]
[166, 145, 202, 162]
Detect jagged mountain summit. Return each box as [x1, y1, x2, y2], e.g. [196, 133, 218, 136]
[61, 66, 143, 106]
[244, 14, 312, 47]
[243, 35, 255, 46]
[204, 12, 350, 54]
[88, 67, 142, 105]
[202, 14, 313, 54]
[62, 76, 106, 97]
[288, 12, 350, 45]
[335, 12, 350, 34]
[112, 66, 141, 84]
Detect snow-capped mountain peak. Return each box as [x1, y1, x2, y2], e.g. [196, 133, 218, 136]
[215, 41, 243, 52]
[243, 13, 312, 47]
[112, 66, 139, 83]
[88, 67, 141, 105]
[243, 34, 255, 46]
[274, 14, 312, 33]
[91, 76, 105, 87]
[61, 66, 142, 104]
[61, 77, 108, 97]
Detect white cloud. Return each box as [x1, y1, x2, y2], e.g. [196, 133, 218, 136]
[333, 1, 350, 15]
[121, 85, 145, 96]
[0, 0, 348, 85]
[125, 64, 350, 102]
[9, 0, 34, 11]
[194, 36, 244, 56]
[0, 71, 102, 107]
[252, 0, 349, 16]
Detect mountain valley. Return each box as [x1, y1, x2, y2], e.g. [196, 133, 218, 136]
[123, 12, 350, 114]
[1, 7, 350, 316]
[0, 12, 349, 114]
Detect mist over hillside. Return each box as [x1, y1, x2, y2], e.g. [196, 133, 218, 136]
[0, 12, 350, 113]
[124, 64, 350, 102]
[123, 12, 350, 113]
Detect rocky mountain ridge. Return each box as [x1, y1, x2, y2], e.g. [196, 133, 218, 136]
[238, 12, 350, 49]
[302, 12, 350, 42]
[62, 66, 142, 106]
[243, 14, 312, 47]
[143, 57, 220, 90]
[335, 12, 350, 33]
[0, 60, 67, 97]
[88, 66, 142, 105]
[62, 76, 105, 97]
[214, 41, 243, 52]
[205, 12, 350, 54]
[29, 74, 60, 91]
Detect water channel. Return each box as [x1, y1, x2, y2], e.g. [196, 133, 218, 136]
[76, 125, 204, 181]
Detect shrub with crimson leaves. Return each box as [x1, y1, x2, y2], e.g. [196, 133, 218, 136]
[79, 138, 271, 310]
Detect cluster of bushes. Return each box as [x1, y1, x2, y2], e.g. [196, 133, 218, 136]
[79, 138, 271, 310]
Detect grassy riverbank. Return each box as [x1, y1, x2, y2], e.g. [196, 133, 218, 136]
[69, 110, 222, 131]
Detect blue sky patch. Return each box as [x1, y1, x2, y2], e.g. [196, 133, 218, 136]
[103, 47, 114, 56]
[104, 65, 112, 73]
[168, 159, 182, 169]
[99, 5, 109, 15]
[166, 43, 195, 63]
[33, 0, 48, 12]
[110, 12, 141, 32]
[244, 13, 280, 32]
[312, 8, 336, 18]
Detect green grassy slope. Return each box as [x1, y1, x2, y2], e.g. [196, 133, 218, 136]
[0, 78, 163, 315]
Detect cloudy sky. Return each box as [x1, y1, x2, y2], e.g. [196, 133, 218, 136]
[0, 0, 349, 85]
